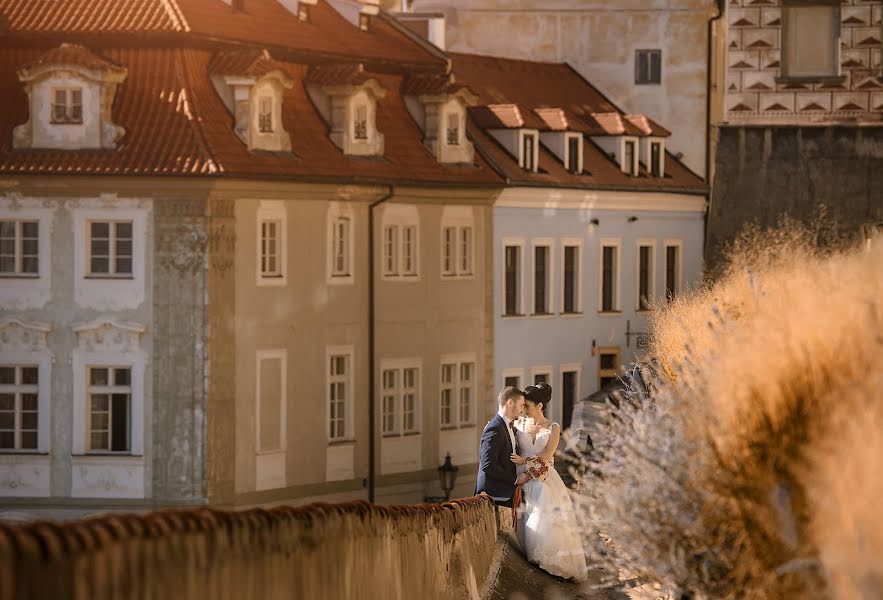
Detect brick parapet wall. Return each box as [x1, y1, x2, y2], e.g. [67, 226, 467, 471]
[0, 496, 499, 600]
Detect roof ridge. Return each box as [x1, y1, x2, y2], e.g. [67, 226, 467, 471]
[161, 0, 191, 32]
[449, 51, 568, 68]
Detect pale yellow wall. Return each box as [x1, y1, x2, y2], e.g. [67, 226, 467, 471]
[409, 0, 719, 178]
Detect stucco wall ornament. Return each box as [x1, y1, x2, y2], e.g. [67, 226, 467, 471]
[0, 318, 52, 352]
[73, 318, 146, 353]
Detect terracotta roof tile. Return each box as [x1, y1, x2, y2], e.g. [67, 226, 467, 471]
[623, 114, 671, 138]
[0, 0, 188, 33]
[533, 108, 569, 131]
[469, 104, 545, 130]
[305, 63, 373, 86]
[208, 49, 290, 80]
[400, 73, 472, 96]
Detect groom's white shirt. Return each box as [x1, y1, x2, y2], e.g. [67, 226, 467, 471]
[498, 408, 517, 453]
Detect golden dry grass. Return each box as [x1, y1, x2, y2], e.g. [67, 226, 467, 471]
[584, 221, 883, 599]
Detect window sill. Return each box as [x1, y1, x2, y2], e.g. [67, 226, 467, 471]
[560, 311, 583, 319]
[328, 439, 355, 447]
[0, 274, 40, 279]
[85, 275, 134, 280]
[77, 452, 143, 458]
[0, 451, 48, 456]
[530, 312, 556, 320]
[598, 310, 623, 318]
[382, 432, 422, 439]
[501, 313, 526, 320]
[775, 75, 845, 85]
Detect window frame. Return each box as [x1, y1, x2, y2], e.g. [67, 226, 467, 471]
[255, 349, 287, 455]
[353, 103, 369, 140]
[598, 347, 621, 391]
[326, 346, 355, 443]
[0, 365, 40, 452]
[85, 365, 133, 454]
[560, 238, 583, 315]
[779, 0, 841, 82]
[520, 130, 539, 172]
[256, 201, 288, 287]
[622, 138, 638, 176]
[599, 238, 622, 314]
[327, 204, 354, 285]
[0, 219, 39, 278]
[381, 205, 421, 282]
[258, 95, 274, 133]
[649, 141, 663, 177]
[502, 237, 526, 317]
[379, 359, 422, 437]
[636, 238, 656, 312]
[531, 239, 554, 316]
[501, 368, 524, 391]
[85, 220, 134, 279]
[50, 86, 84, 125]
[635, 49, 662, 85]
[565, 132, 583, 174]
[559, 363, 581, 429]
[445, 110, 461, 146]
[441, 223, 474, 279]
[439, 354, 476, 430]
[664, 238, 684, 302]
[530, 366, 553, 389]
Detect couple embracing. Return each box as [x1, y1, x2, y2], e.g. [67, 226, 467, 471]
[475, 383, 587, 582]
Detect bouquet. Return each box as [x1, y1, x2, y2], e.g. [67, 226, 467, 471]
[524, 456, 550, 482]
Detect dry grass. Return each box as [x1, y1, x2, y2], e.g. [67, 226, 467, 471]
[582, 220, 883, 599]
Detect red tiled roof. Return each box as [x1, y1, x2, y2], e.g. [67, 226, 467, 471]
[0, 0, 443, 68]
[0, 47, 499, 185]
[469, 104, 545, 130]
[20, 44, 127, 75]
[400, 73, 473, 96]
[623, 114, 670, 138]
[208, 49, 290, 80]
[451, 53, 705, 191]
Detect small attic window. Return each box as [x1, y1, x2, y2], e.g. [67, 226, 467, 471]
[446, 112, 460, 146]
[354, 104, 369, 140]
[624, 139, 637, 176]
[650, 141, 662, 177]
[298, 3, 310, 21]
[51, 88, 83, 124]
[521, 132, 537, 172]
[359, 14, 370, 31]
[258, 96, 273, 133]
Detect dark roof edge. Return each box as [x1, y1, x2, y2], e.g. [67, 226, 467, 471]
[376, 9, 452, 73]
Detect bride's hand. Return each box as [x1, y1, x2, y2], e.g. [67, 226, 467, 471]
[510, 453, 525, 465]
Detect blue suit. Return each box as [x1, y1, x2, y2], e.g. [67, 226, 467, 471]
[475, 414, 517, 507]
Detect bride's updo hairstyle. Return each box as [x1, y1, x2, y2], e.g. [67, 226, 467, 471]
[536, 382, 552, 407]
[523, 385, 549, 413]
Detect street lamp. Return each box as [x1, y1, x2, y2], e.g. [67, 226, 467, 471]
[424, 453, 459, 503]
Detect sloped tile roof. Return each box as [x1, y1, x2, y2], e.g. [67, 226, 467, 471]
[533, 108, 569, 131]
[400, 73, 472, 96]
[0, 0, 189, 33]
[305, 63, 373, 86]
[469, 104, 545, 130]
[20, 43, 128, 75]
[207, 49, 290, 80]
[451, 52, 705, 191]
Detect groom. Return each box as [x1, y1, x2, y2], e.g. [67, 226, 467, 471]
[476, 386, 528, 507]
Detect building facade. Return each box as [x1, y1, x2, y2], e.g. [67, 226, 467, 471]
[396, 0, 722, 178]
[709, 0, 883, 265]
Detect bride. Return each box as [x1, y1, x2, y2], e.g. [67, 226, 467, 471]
[511, 383, 587, 581]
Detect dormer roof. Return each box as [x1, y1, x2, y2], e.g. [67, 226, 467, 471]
[533, 107, 569, 131]
[400, 73, 473, 97]
[306, 62, 374, 87]
[469, 104, 544, 130]
[624, 114, 671, 138]
[208, 49, 292, 84]
[18, 43, 126, 82]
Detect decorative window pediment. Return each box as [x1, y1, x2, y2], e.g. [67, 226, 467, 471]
[209, 50, 294, 152]
[305, 63, 387, 157]
[73, 319, 146, 354]
[0, 318, 52, 353]
[13, 44, 127, 150]
[402, 74, 478, 164]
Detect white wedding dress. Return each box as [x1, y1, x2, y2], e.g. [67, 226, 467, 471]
[514, 423, 588, 581]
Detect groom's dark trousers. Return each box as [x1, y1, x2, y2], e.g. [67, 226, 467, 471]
[475, 413, 517, 507]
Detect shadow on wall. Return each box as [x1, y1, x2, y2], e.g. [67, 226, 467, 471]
[0, 497, 498, 600]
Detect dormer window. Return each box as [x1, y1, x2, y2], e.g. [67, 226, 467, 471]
[51, 88, 83, 124]
[650, 141, 661, 177]
[14, 44, 127, 150]
[522, 132, 537, 172]
[258, 96, 273, 133]
[359, 14, 371, 31]
[624, 139, 637, 176]
[298, 3, 310, 21]
[354, 104, 369, 140]
[446, 112, 460, 146]
[567, 136, 579, 173]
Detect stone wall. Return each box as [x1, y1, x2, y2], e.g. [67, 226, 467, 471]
[0, 496, 499, 600]
[708, 125, 883, 267]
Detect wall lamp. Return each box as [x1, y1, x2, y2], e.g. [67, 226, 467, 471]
[590, 218, 599, 225]
[627, 216, 639, 223]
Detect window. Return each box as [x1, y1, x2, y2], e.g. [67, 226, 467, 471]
[88, 221, 133, 277]
[402, 225, 417, 276]
[533, 243, 551, 315]
[598, 348, 620, 390]
[87, 366, 131, 453]
[383, 221, 419, 279]
[635, 50, 662, 85]
[502, 369, 524, 391]
[331, 216, 351, 278]
[446, 112, 460, 146]
[650, 142, 662, 177]
[51, 88, 83, 124]
[600, 240, 620, 312]
[0, 220, 38, 276]
[665, 241, 682, 301]
[260, 220, 282, 278]
[383, 225, 398, 276]
[442, 225, 473, 276]
[637, 241, 655, 311]
[297, 2, 310, 21]
[624, 140, 637, 176]
[532, 369, 552, 387]
[381, 364, 421, 436]
[567, 135, 581, 174]
[328, 352, 351, 442]
[561, 241, 581, 314]
[0, 365, 39, 451]
[440, 358, 475, 429]
[354, 104, 369, 140]
[257, 351, 285, 453]
[522, 133, 536, 172]
[258, 96, 273, 133]
[560, 367, 579, 430]
[504, 243, 522, 316]
[782, 2, 839, 79]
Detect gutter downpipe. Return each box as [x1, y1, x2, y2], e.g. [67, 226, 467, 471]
[368, 184, 395, 503]
[705, 0, 725, 259]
